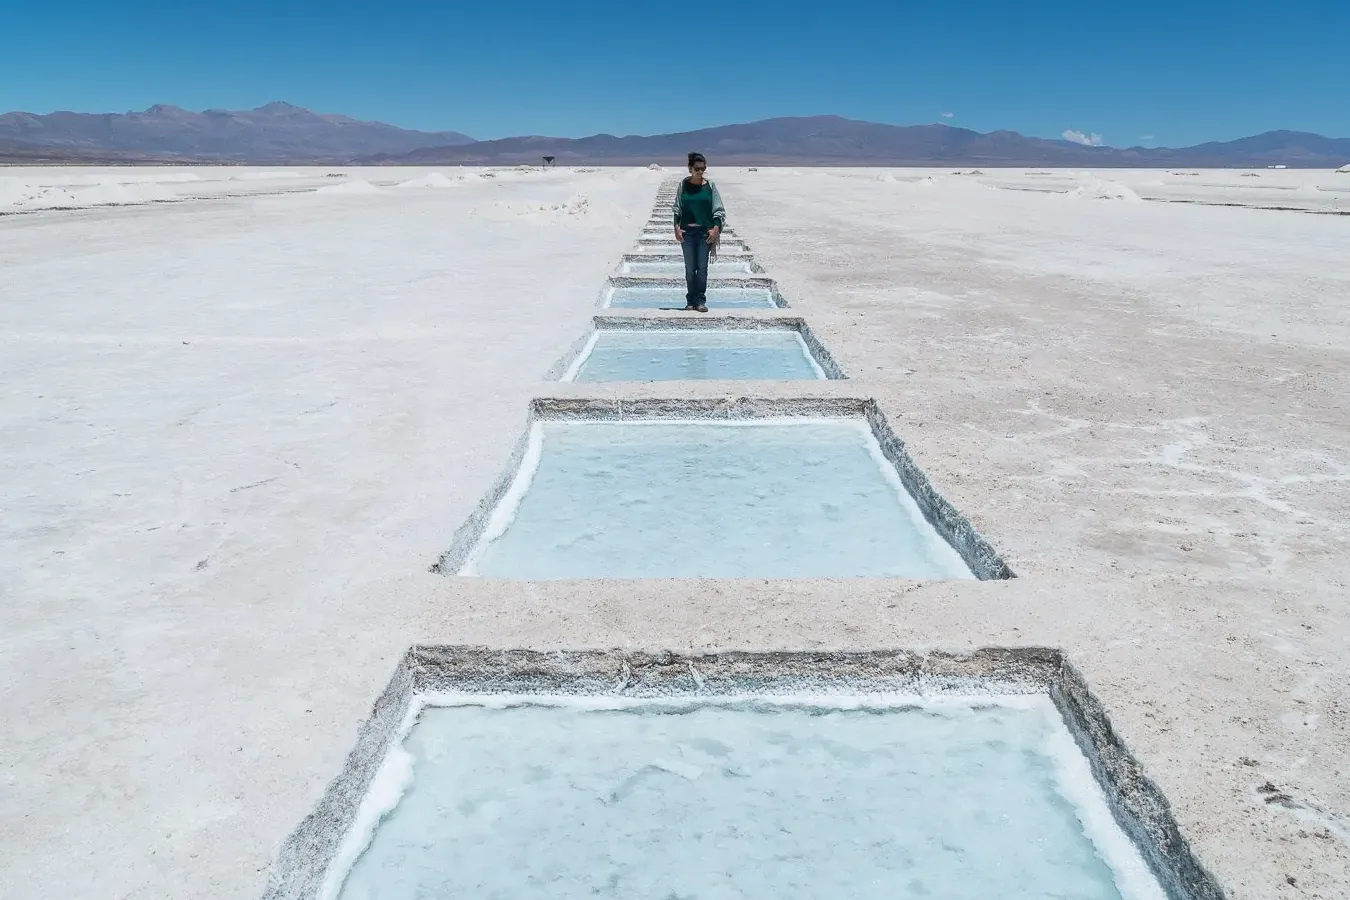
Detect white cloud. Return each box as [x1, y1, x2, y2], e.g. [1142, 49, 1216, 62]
[1139, 134, 1156, 141]
[941, 112, 954, 119]
[1062, 129, 1104, 147]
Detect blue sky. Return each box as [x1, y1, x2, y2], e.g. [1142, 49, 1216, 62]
[3, 0, 1345, 146]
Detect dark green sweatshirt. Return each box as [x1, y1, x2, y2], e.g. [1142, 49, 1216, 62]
[672, 178, 727, 229]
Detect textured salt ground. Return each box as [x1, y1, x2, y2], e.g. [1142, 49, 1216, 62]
[2, 166, 1349, 900]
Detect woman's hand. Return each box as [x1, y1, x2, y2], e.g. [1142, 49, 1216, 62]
[674, 226, 684, 242]
[707, 225, 721, 243]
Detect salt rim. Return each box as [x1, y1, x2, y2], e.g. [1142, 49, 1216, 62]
[557, 331, 600, 382]
[456, 416, 973, 578]
[793, 331, 828, 379]
[1039, 701, 1170, 900]
[317, 692, 1167, 900]
[457, 421, 544, 575]
[857, 418, 976, 578]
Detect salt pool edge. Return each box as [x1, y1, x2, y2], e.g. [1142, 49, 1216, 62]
[260, 647, 1227, 900]
[430, 397, 1009, 580]
[544, 316, 846, 382]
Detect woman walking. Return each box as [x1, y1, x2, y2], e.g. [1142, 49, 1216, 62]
[671, 152, 726, 312]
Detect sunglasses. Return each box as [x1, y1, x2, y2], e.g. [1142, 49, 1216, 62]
[692, 165, 707, 172]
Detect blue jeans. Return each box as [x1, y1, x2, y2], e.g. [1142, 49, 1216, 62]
[681, 225, 710, 306]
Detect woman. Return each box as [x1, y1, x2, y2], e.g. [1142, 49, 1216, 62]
[671, 152, 726, 312]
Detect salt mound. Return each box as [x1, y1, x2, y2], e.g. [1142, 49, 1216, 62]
[1337, 163, 1350, 173]
[0, 177, 31, 208]
[558, 193, 590, 215]
[233, 171, 304, 181]
[876, 172, 898, 183]
[0, 178, 171, 210]
[80, 182, 171, 206]
[1063, 177, 1142, 202]
[476, 192, 601, 221]
[396, 173, 458, 189]
[647, 163, 662, 170]
[317, 179, 381, 196]
[0, 183, 79, 210]
[50, 172, 199, 186]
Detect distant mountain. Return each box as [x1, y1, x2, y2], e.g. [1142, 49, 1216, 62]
[361, 116, 1350, 168]
[3, 106, 1345, 168]
[0, 135, 201, 164]
[0, 102, 474, 163]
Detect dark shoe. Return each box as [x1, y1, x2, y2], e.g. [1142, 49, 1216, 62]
[695, 305, 708, 313]
[683, 304, 698, 311]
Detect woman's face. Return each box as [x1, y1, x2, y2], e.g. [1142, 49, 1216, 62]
[689, 159, 707, 179]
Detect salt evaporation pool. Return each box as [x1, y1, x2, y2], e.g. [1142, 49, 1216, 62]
[330, 697, 1167, 900]
[619, 259, 757, 276]
[565, 329, 825, 382]
[606, 285, 780, 309]
[461, 419, 974, 579]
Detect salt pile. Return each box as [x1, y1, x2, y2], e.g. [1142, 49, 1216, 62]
[0, 180, 78, 210]
[232, 171, 305, 181]
[80, 182, 171, 205]
[1337, 163, 1350, 173]
[0, 177, 171, 210]
[1063, 177, 1142, 202]
[474, 192, 595, 220]
[316, 179, 382, 196]
[395, 173, 458, 189]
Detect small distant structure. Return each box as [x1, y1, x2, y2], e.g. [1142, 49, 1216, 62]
[541, 156, 555, 168]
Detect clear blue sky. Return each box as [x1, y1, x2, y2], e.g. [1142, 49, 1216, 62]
[3, 0, 1345, 146]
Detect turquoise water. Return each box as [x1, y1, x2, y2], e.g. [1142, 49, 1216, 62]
[607, 285, 778, 309]
[620, 260, 756, 276]
[467, 420, 973, 579]
[571, 330, 822, 382]
[337, 700, 1155, 900]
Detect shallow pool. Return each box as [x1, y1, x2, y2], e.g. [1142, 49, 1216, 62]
[620, 259, 756, 276]
[567, 330, 824, 382]
[332, 697, 1165, 900]
[606, 285, 779, 309]
[462, 419, 973, 579]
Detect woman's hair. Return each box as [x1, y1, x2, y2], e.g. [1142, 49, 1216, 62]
[687, 151, 707, 168]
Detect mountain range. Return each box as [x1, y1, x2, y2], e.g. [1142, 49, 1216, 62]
[0, 102, 473, 164]
[2, 104, 1347, 168]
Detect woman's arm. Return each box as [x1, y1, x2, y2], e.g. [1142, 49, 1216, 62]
[709, 181, 727, 229]
[671, 178, 684, 228]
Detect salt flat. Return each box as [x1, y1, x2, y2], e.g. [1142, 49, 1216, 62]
[2, 166, 1348, 899]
